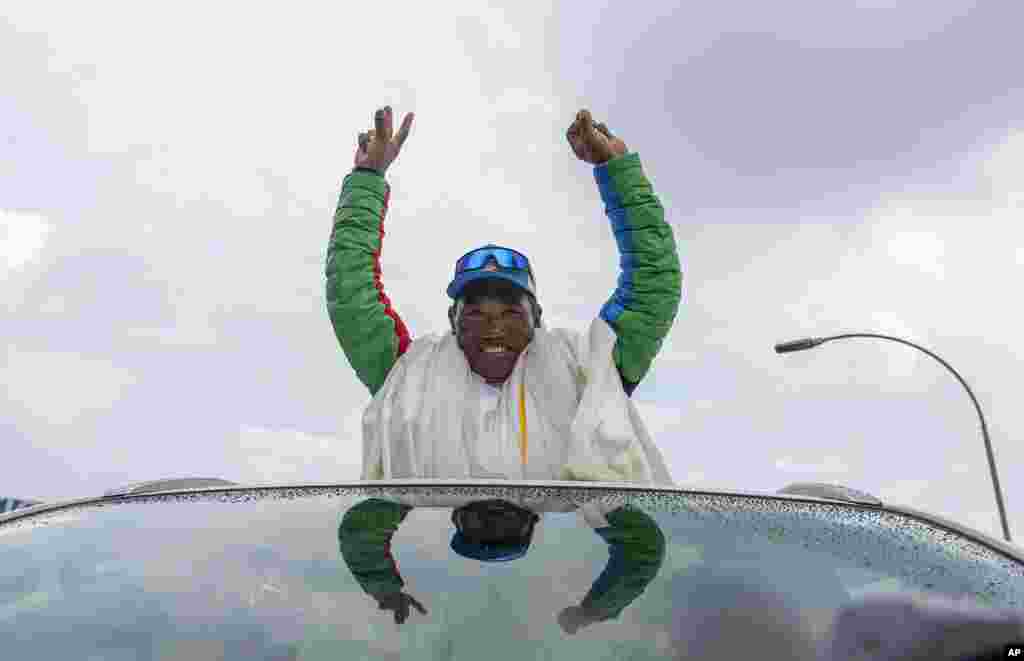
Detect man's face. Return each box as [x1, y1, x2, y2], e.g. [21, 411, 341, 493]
[453, 280, 534, 385]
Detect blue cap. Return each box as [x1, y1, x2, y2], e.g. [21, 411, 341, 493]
[446, 268, 535, 300]
[450, 531, 531, 562]
[446, 244, 536, 300]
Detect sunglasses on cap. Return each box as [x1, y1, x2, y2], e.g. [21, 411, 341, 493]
[448, 244, 537, 300]
[454, 245, 533, 277]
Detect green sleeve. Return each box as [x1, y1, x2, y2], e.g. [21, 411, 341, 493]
[325, 169, 412, 396]
[594, 153, 683, 395]
[338, 498, 414, 597]
[580, 506, 667, 619]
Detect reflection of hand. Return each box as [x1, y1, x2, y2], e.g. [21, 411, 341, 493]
[558, 605, 601, 635]
[375, 591, 428, 625]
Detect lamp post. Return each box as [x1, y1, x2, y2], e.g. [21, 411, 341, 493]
[775, 333, 1012, 543]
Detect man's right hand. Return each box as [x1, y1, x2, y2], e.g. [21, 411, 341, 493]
[354, 105, 414, 175]
[566, 109, 627, 166]
[375, 591, 428, 625]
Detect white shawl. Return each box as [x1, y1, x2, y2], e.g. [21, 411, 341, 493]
[361, 317, 675, 526]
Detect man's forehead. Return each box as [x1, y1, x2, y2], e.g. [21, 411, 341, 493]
[461, 279, 526, 303]
[462, 294, 527, 307]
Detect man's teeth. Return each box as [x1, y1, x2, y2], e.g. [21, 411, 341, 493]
[483, 346, 508, 353]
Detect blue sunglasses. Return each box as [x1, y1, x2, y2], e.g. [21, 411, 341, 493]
[454, 245, 532, 276]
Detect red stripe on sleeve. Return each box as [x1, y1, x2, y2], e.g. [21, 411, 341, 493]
[373, 187, 412, 358]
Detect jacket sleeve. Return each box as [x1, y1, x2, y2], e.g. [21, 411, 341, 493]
[580, 505, 667, 619]
[594, 153, 682, 397]
[338, 498, 414, 598]
[325, 168, 412, 396]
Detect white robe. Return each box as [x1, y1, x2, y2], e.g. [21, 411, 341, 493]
[361, 317, 675, 527]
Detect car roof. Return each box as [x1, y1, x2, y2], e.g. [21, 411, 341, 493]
[4, 478, 1023, 659]
[2, 478, 1020, 562]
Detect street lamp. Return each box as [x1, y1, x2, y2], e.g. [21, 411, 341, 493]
[775, 333, 1012, 543]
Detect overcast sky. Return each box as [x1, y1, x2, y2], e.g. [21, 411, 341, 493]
[3, 1, 1022, 542]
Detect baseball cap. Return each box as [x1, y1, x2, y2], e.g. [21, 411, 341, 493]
[447, 245, 536, 300]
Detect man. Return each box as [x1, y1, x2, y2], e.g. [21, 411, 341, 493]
[326, 105, 680, 627]
[326, 104, 681, 481]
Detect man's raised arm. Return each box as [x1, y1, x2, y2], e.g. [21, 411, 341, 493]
[325, 106, 415, 396]
[566, 110, 683, 396]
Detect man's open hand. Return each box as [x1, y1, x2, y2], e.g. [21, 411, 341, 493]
[354, 105, 414, 175]
[566, 109, 628, 165]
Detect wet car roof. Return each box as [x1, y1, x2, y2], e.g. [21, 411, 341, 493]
[2, 480, 1022, 659]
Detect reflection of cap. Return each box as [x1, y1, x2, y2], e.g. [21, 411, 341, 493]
[450, 532, 531, 562]
[450, 499, 539, 563]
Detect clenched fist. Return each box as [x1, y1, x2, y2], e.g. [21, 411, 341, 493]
[566, 109, 628, 165]
[354, 105, 415, 175]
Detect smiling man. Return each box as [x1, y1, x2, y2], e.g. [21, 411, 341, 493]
[326, 105, 681, 485]
[447, 258, 539, 387]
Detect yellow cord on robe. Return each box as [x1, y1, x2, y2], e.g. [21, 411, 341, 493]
[518, 379, 528, 467]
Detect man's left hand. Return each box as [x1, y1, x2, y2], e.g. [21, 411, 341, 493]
[566, 109, 628, 165]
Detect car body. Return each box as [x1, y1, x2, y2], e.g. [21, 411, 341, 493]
[1, 478, 1022, 660]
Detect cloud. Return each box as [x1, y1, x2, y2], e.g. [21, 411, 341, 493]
[1, 209, 52, 273]
[879, 222, 946, 280]
[864, 129, 1024, 291]
[3, 0, 577, 332]
[3, 347, 137, 426]
[122, 323, 219, 347]
[875, 479, 935, 508]
[234, 422, 363, 485]
[0, 210, 53, 316]
[983, 130, 1024, 200]
[678, 470, 708, 486]
[766, 130, 1024, 536]
[774, 455, 850, 476]
[3, 0, 578, 500]
[773, 129, 1024, 394]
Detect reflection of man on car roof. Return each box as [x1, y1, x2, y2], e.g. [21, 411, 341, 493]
[338, 496, 666, 632]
